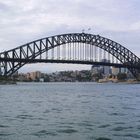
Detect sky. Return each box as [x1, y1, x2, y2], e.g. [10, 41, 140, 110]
[0, 0, 140, 73]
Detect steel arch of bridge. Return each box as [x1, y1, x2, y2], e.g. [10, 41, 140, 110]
[0, 33, 140, 79]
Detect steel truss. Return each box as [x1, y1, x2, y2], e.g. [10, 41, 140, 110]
[0, 33, 140, 80]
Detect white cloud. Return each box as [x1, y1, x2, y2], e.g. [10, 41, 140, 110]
[130, 21, 140, 30]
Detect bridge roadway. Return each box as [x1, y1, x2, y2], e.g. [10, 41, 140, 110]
[0, 57, 139, 69]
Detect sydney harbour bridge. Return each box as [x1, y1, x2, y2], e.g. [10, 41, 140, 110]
[0, 33, 140, 80]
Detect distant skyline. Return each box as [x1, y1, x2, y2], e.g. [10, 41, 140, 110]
[0, 0, 140, 73]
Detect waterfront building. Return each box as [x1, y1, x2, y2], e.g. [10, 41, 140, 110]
[100, 59, 111, 76]
[91, 65, 100, 75]
[30, 71, 41, 80]
[18, 73, 26, 81]
[112, 67, 120, 76]
[120, 68, 127, 73]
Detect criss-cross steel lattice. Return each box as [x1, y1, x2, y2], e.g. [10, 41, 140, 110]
[0, 33, 140, 80]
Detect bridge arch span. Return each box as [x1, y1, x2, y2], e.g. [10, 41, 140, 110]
[0, 33, 140, 79]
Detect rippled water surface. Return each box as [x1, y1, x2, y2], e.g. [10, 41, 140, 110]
[0, 82, 140, 140]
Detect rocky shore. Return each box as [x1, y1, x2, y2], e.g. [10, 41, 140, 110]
[98, 78, 140, 84]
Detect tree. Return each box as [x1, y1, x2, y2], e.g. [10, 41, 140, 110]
[44, 75, 50, 82]
[117, 73, 127, 80]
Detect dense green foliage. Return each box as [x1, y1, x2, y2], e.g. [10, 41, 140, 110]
[117, 73, 127, 80]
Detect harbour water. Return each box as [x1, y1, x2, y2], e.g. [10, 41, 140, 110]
[0, 82, 140, 140]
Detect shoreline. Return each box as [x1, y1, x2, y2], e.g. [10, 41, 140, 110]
[98, 78, 140, 84]
[0, 80, 139, 85]
[0, 81, 17, 85]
